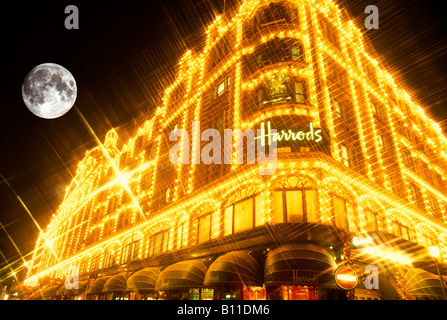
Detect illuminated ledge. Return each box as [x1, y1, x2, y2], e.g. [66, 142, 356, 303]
[25, 151, 447, 285]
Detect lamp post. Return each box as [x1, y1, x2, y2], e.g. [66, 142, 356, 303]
[428, 246, 446, 300]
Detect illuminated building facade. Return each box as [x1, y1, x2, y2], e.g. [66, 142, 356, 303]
[24, 0, 447, 300]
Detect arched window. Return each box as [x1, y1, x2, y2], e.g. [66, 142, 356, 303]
[103, 249, 117, 269]
[121, 236, 141, 264]
[330, 194, 352, 230]
[323, 179, 356, 231]
[391, 221, 413, 241]
[358, 200, 386, 233]
[222, 184, 266, 236]
[188, 200, 220, 244]
[271, 176, 319, 224]
[148, 230, 169, 257]
[176, 220, 188, 249]
[193, 213, 212, 244]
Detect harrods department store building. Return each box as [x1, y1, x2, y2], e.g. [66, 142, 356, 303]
[23, 0, 447, 300]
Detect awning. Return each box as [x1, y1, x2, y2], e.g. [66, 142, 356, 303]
[88, 276, 110, 294]
[155, 259, 208, 291]
[126, 267, 161, 293]
[264, 243, 337, 286]
[103, 272, 127, 293]
[204, 251, 263, 286]
[403, 268, 446, 299]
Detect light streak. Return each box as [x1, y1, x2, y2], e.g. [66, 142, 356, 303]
[0, 172, 59, 262]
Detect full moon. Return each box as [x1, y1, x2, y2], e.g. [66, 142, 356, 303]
[22, 63, 77, 119]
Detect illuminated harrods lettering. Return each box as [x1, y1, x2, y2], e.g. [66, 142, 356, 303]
[169, 121, 321, 167]
[255, 121, 323, 146]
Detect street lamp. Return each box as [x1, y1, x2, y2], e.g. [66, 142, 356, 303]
[428, 246, 446, 300]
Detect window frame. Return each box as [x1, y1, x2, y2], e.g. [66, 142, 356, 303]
[392, 221, 413, 242]
[291, 45, 303, 61]
[217, 80, 225, 96]
[334, 101, 342, 117]
[340, 144, 349, 167]
[197, 213, 212, 245]
[148, 230, 169, 257]
[272, 186, 320, 224]
[120, 239, 140, 264]
[294, 81, 306, 104]
[330, 194, 352, 231]
[222, 193, 267, 236]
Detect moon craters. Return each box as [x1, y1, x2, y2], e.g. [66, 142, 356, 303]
[22, 63, 77, 119]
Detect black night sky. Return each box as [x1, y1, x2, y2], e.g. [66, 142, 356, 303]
[1, 0, 447, 284]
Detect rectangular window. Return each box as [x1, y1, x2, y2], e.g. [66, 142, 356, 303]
[217, 81, 225, 96]
[272, 191, 284, 223]
[258, 89, 264, 105]
[256, 54, 263, 67]
[410, 183, 425, 211]
[255, 194, 266, 226]
[104, 251, 114, 268]
[366, 210, 378, 231]
[341, 144, 349, 167]
[148, 237, 155, 257]
[392, 222, 401, 237]
[121, 241, 139, 264]
[154, 232, 163, 255]
[291, 46, 302, 61]
[234, 198, 254, 233]
[403, 150, 412, 169]
[121, 246, 129, 264]
[211, 211, 220, 238]
[227, 76, 230, 88]
[198, 214, 211, 244]
[224, 206, 233, 236]
[177, 223, 188, 248]
[132, 241, 140, 261]
[401, 226, 410, 241]
[378, 135, 384, 149]
[162, 231, 169, 253]
[347, 202, 359, 233]
[335, 101, 342, 117]
[332, 196, 349, 230]
[295, 81, 305, 103]
[286, 190, 303, 223]
[165, 188, 172, 203]
[305, 190, 319, 222]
